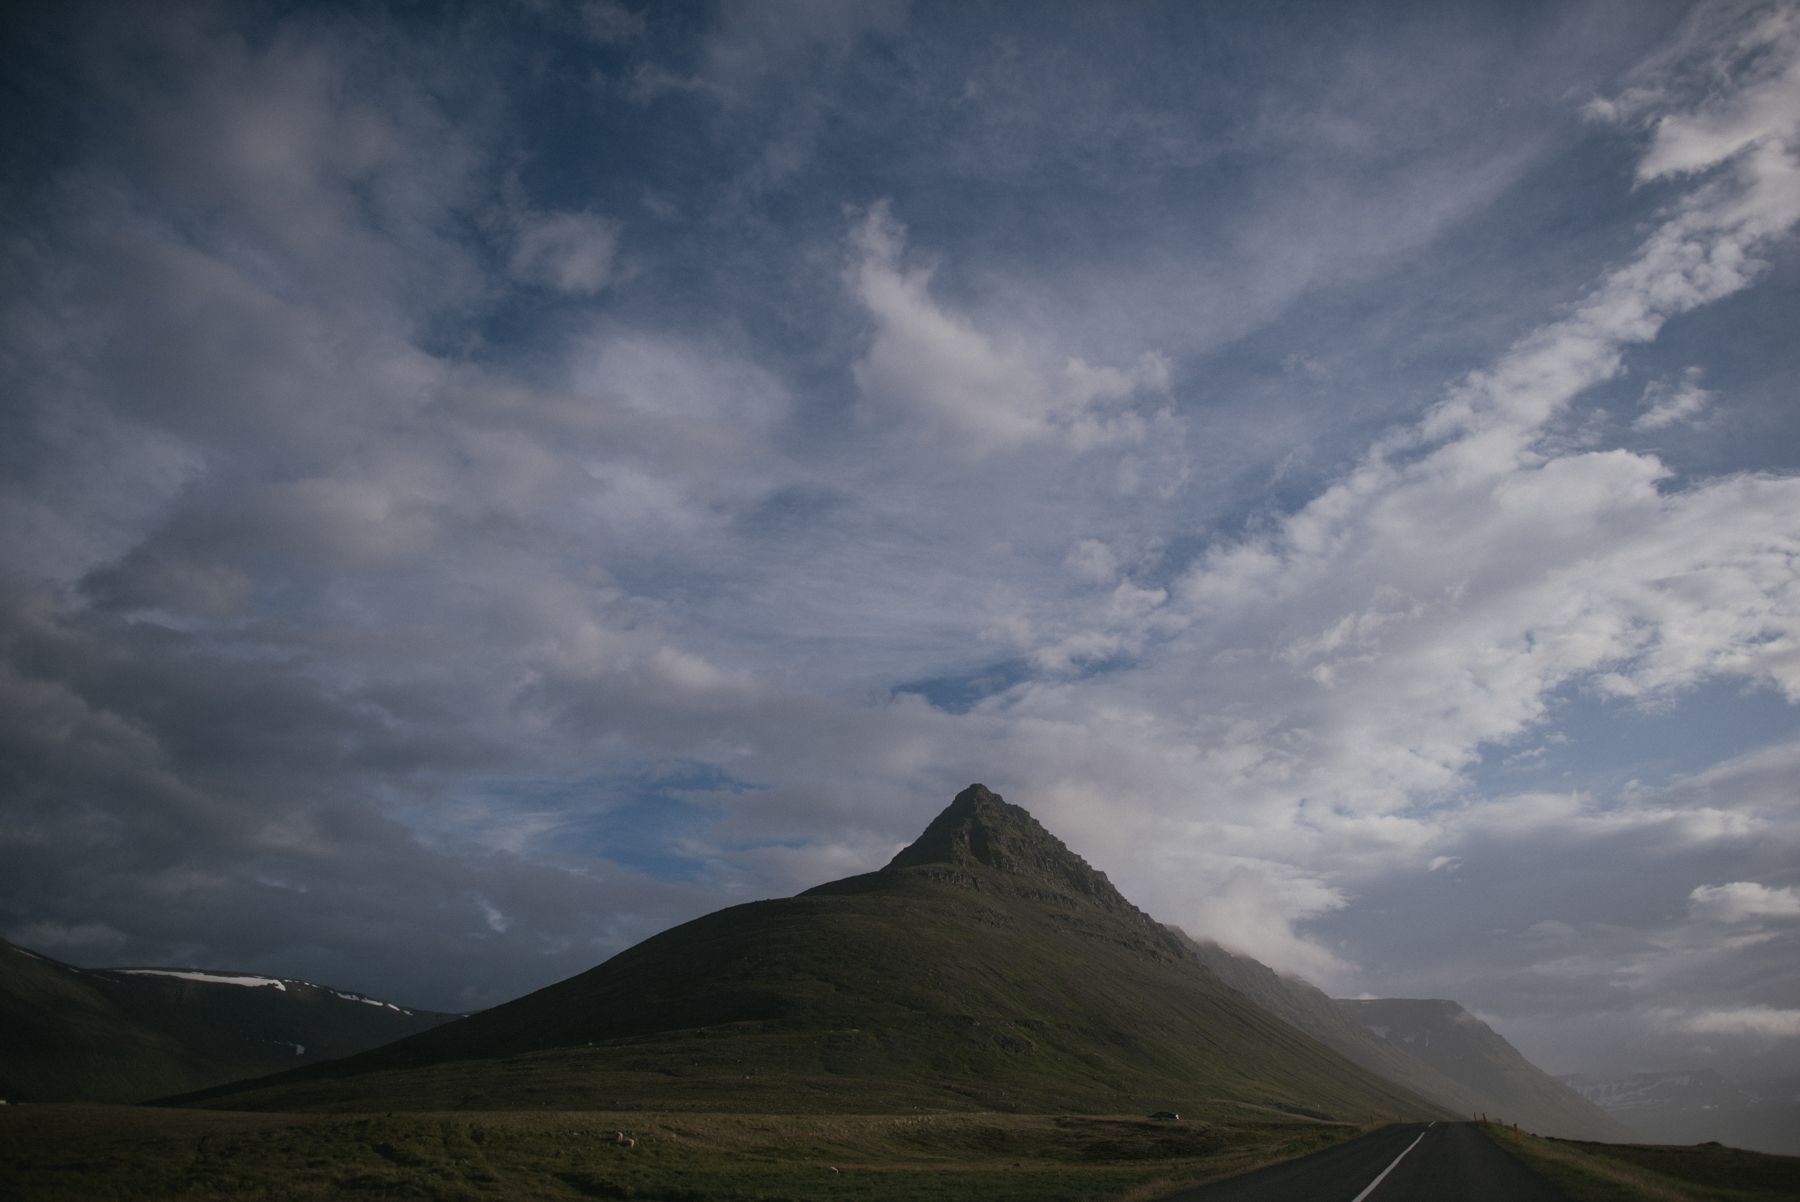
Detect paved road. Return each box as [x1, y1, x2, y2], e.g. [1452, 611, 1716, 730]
[1165, 1122, 1570, 1201]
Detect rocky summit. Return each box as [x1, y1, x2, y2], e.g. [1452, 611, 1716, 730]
[163, 785, 1452, 1121]
[883, 784, 1142, 910]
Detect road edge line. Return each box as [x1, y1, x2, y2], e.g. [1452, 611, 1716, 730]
[1348, 1129, 1427, 1202]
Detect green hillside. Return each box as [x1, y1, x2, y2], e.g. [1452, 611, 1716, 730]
[164, 785, 1455, 1121]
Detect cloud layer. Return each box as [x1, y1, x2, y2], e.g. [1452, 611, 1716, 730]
[2, 0, 1796, 1080]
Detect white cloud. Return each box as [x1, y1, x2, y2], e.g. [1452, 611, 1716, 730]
[1064, 538, 1118, 583]
[510, 212, 620, 295]
[1688, 881, 1800, 922]
[953, 17, 1800, 981]
[1170, 857, 1354, 989]
[1681, 1005, 1800, 1038]
[848, 204, 1170, 458]
[1635, 367, 1714, 431]
[478, 898, 511, 933]
[1636, 5, 1800, 182]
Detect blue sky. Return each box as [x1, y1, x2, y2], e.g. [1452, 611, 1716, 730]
[3, 0, 1798, 1083]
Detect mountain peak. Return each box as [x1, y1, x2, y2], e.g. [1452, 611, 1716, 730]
[883, 784, 1137, 913]
[885, 784, 1048, 871]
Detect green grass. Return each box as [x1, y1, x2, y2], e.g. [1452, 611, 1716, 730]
[0, 1104, 1362, 1201]
[167, 867, 1450, 1124]
[1482, 1122, 1800, 1202]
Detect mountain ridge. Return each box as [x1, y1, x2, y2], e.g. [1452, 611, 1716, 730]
[1171, 934, 1632, 1141]
[1333, 998, 1636, 1142]
[0, 938, 463, 1104]
[159, 785, 1457, 1120]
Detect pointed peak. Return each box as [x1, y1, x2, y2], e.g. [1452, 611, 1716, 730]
[883, 784, 1138, 914]
[884, 784, 1036, 870]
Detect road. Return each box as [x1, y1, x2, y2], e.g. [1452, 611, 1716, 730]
[1165, 1122, 1570, 1201]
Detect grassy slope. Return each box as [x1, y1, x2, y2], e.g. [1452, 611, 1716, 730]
[162, 787, 1455, 1122]
[0, 1102, 1367, 1202]
[1484, 1123, 1800, 1202]
[164, 870, 1448, 1119]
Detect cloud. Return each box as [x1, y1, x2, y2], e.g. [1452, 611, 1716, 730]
[1064, 539, 1119, 584]
[579, 1, 644, 44]
[5, 921, 128, 952]
[1, 0, 1797, 1083]
[1635, 367, 1714, 430]
[848, 204, 1171, 459]
[952, 11, 1800, 984]
[1680, 1005, 1800, 1038]
[1688, 881, 1800, 922]
[1634, 4, 1800, 182]
[509, 212, 620, 296]
[703, 0, 908, 97]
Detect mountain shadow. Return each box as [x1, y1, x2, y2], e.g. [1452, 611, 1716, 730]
[162, 785, 1455, 1119]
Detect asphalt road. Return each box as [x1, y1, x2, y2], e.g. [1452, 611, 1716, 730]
[1165, 1122, 1570, 1201]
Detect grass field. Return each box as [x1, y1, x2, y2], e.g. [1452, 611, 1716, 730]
[11, 1106, 1797, 1200]
[0, 1103, 1362, 1201]
[1484, 1122, 1800, 1202]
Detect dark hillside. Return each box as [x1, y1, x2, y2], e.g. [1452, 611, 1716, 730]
[0, 939, 462, 1104]
[164, 785, 1456, 1119]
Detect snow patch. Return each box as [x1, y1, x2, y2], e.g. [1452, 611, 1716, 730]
[116, 969, 287, 990]
[327, 987, 407, 1012]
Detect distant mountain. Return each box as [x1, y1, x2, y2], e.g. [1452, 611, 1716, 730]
[1175, 936, 1631, 1141]
[0, 939, 464, 1104]
[162, 785, 1456, 1120]
[1331, 998, 1639, 1142]
[1558, 1069, 1800, 1156]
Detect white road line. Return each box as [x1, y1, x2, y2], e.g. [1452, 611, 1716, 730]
[1349, 1129, 1428, 1202]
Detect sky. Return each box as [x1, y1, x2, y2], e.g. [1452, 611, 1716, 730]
[3, 0, 1798, 1085]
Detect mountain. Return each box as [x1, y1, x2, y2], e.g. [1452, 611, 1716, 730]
[1330, 998, 1637, 1142]
[1175, 936, 1632, 1141]
[1558, 1069, 1800, 1155]
[0, 938, 463, 1104]
[162, 785, 1457, 1120]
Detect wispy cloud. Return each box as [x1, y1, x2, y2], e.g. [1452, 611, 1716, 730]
[848, 204, 1171, 459]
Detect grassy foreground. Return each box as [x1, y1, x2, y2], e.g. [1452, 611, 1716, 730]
[1483, 1122, 1800, 1202]
[0, 1103, 1361, 1201]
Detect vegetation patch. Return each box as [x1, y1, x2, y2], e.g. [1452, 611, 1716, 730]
[0, 1103, 1358, 1201]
